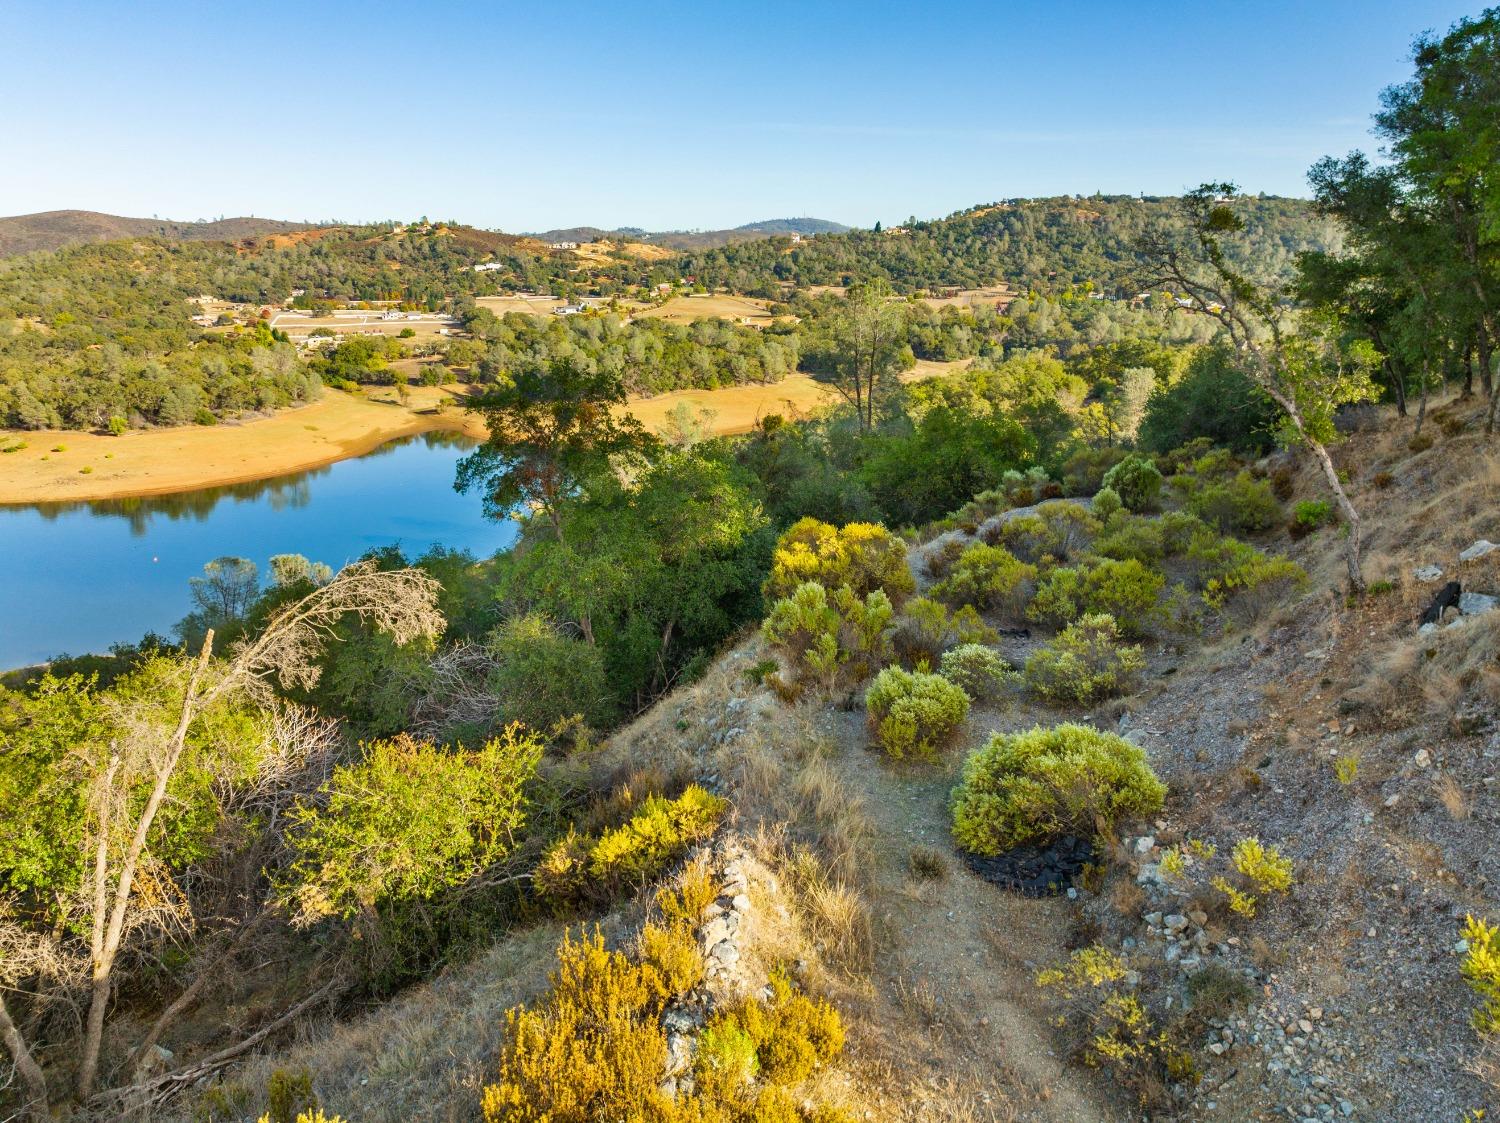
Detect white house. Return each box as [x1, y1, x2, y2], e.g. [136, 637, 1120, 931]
[473, 262, 505, 273]
[549, 241, 579, 251]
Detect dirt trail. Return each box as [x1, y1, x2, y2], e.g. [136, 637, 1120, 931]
[823, 706, 1115, 1122]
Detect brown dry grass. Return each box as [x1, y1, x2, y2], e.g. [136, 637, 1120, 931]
[0, 386, 482, 503]
[632, 293, 777, 325]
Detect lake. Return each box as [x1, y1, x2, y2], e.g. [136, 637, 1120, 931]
[0, 432, 516, 670]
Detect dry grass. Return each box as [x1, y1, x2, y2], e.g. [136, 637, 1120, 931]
[0, 386, 481, 503]
[162, 922, 566, 1123]
[633, 293, 778, 325]
[1436, 773, 1472, 820]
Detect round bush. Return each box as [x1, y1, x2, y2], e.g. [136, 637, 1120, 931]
[765, 518, 915, 604]
[1091, 486, 1123, 523]
[929, 543, 1036, 616]
[864, 666, 970, 760]
[1023, 613, 1145, 705]
[950, 722, 1167, 855]
[1101, 454, 1163, 512]
[938, 643, 1016, 702]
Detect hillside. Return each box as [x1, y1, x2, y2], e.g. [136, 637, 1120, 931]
[528, 217, 850, 251]
[0, 210, 317, 258]
[128, 396, 1500, 1123]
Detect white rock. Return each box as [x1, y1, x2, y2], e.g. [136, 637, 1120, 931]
[1414, 749, 1432, 769]
[1413, 564, 1444, 582]
[1460, 540, 1499, 562]
[1460, 591, 1500, 616]
[1419, 622, 1437, 636]
[1135, 835, 1156, 854]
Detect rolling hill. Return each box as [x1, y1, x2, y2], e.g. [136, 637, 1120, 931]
[526, 216, 849, 251]
[0, 210, 318, 258]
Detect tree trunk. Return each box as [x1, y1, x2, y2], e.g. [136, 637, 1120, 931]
[78, 634, 214, 1103]
[1307, 438, 1365, 593]
[0, 994, 49, 1121]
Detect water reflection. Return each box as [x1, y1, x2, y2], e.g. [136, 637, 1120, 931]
[0, 430, 507, 670]
[15, 432, 479, 537]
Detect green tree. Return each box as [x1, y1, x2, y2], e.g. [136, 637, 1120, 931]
[1140, 185, 1379, 591]
[456, 357, 658, 554]
[821, 282, 911, 431]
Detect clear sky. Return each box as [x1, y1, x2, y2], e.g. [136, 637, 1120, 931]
[5, 1, 1483, 231]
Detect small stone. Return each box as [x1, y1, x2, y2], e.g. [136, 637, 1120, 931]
[1136, 835, 1156, 854]
[1145, 911, 1164, 928]
[1413, 564, 1444, 582]
[1339, 1101, 1354, 1117]
[730, 893, 751, 912]
[1456, 939, 1471, 954]
[1165, 913, 1189, 932]
[1414, 749, 1432, 769]
[1298, 1019, 1314, 1034]
[1460, 539, 1499, 562]
[1209, 1042, 1227, 1056]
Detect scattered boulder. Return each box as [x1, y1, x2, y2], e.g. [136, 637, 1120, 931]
[1418, 581, 1462, 626]
[1412, 564, 1444, 583]
[1459, 539, 1499, 563]
[1459, 590, 1499, 616]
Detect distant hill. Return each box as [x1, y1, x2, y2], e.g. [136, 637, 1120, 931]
[526, 217, 849, 251]
[0, 210, 317, 258]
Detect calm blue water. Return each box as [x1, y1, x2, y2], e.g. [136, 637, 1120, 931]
[0, 432, 516, 670]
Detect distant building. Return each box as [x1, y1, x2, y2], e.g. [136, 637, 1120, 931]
[473, 262, 505, 272]
[554, 304, 585, 316]
[549, 241, 579, 250]
[789, 233, 803, 244]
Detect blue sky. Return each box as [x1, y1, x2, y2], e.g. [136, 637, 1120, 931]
[5, 1, 1482, 231]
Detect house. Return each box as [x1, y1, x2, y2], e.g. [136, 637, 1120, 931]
[473, 262, 505, 273]
[789, 233, 803, 244]
[554, 304, 585, 316]
[549, 241, 579, 250]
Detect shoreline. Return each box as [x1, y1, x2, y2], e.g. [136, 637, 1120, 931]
[0, 362, 963, 505]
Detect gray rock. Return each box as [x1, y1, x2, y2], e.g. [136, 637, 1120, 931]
[1135, 835, 1156, 854]
[709, 940, 739, 964]
[1460, 591, 1500, 616]
[1460, 539, 1499, 562]
[1419, 622, 1437, 636]
[1413, 564, 1444, 582]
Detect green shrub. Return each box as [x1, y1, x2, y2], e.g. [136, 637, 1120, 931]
[282, 728, 544, 923]
[762, 581, 894, 695]
[107, 415, 128, 436]
[1062, 446, 1130, 496]
[864, 666, 971, 760]
[765, 518, 915, 604]
[706, 968, 845, 1087]
[938, 643, 1017, 702]
[1028, 559, 1164, 638]
[951, 722, 1166, 854]
[485, 613, 616, 732]
[1202, 554, 1307, 624]
[890, 596, 996, 667]
[987, 502, 1100, 565]
[929, 543, 1036, 616]
[1023, 614, 1145, 705]
[1289, 499, 1331, 539]
[1188, 471, 1280, 533]
[533, 785, 728, 908]
[1091, 486, 1123, 524]
[1101, 454, 1163, 512]
[1093, 515, 1165, 566]
[1460, 914, 1500, 1035]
